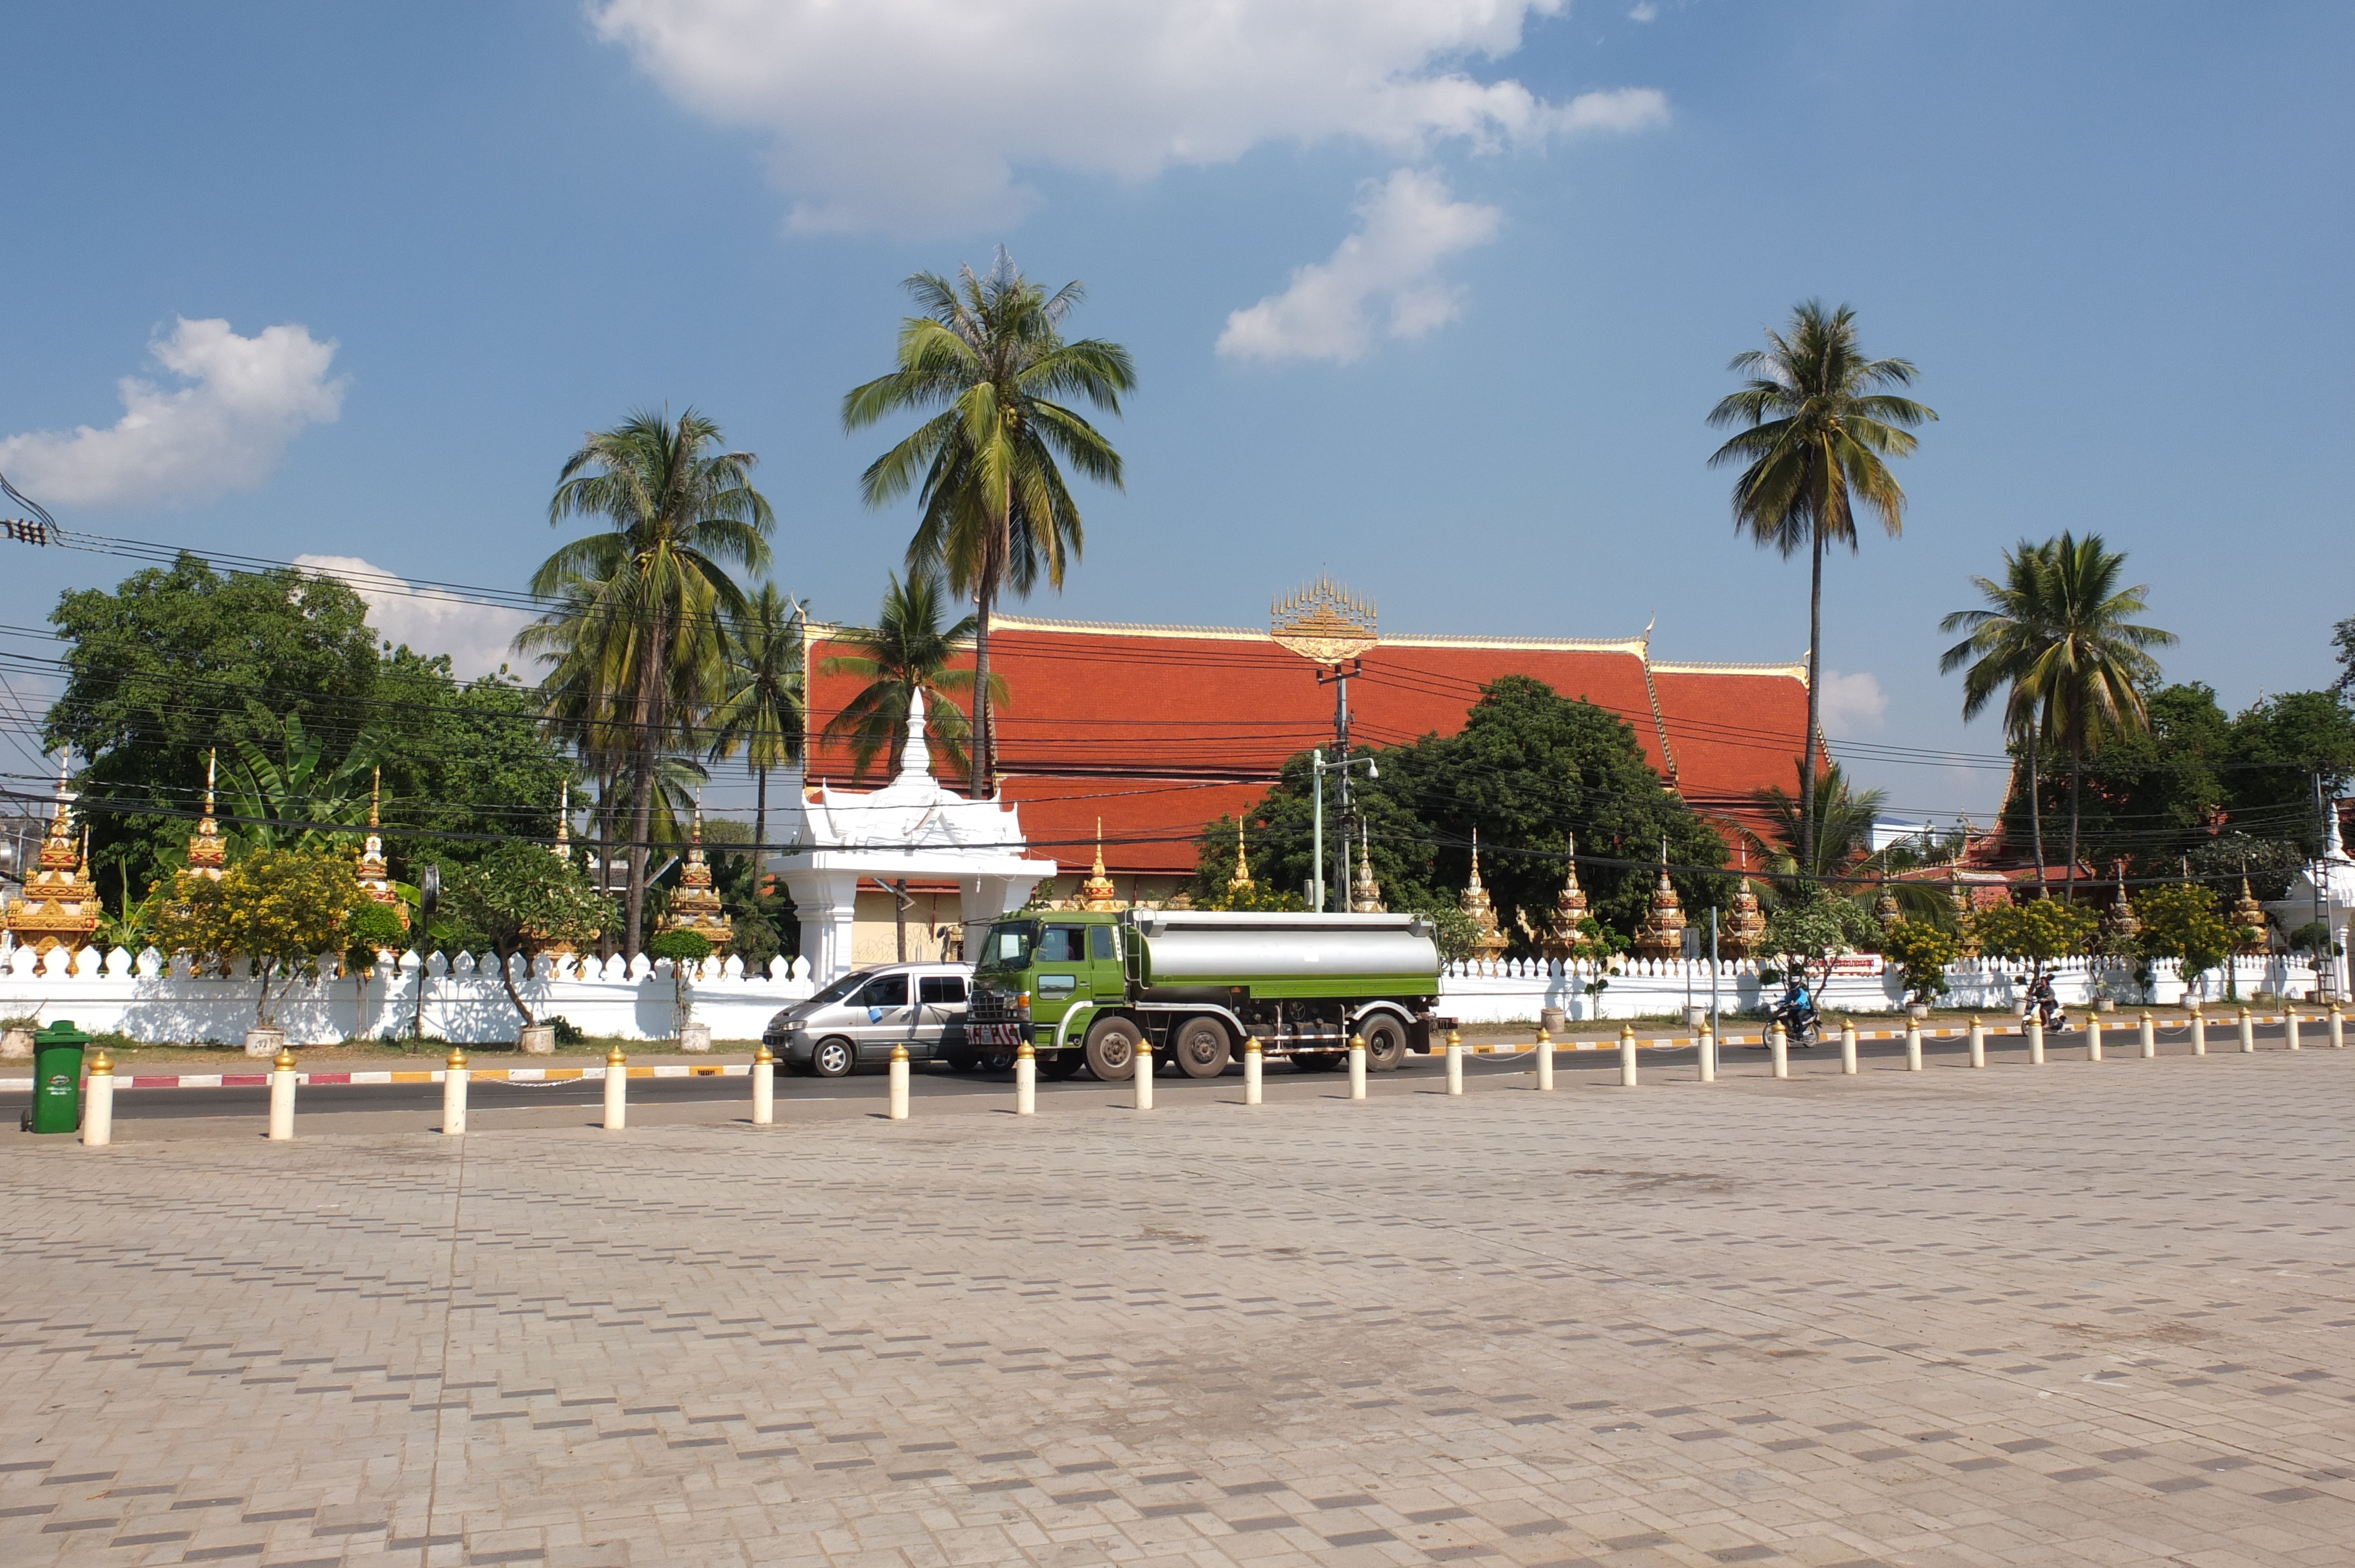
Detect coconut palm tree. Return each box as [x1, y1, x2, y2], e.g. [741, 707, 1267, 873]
[842, 251, 1134, 798]
[1708, 301, 1936, 876]
[1737, 760, 1888, 893]
[818, 572, 1003, 781]
[709, 581, 805, 854]
[533, 409, 772, 955]
[1939, 539, 2059, 891]
[1941, 533, 2173, 895]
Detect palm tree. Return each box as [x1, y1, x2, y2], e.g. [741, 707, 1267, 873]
[1939, 539, 2059, 891]
[842, 251, 1135, 798]
[1739, 761, 1888, 892]
[533, 409, 772, 955]
[1941, 533, 2174, 895]
[709, 581, 805, 855]
[1708, 301, 1936, 876]
[818, 572, 1004, 780]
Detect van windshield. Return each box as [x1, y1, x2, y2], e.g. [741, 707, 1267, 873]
[804, 971, 870, 1008]
[977, 920, 1037, 971]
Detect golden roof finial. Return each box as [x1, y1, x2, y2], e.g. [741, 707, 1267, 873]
[204, 747, 216, 815]
[1082, 816, 1119, 909]
[553, 780, 571, 859]
[1228, 818, 1253, 892]
[369, 765, 381, 829]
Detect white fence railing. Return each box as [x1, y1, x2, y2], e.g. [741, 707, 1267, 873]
[0, 945, 2330, 1045]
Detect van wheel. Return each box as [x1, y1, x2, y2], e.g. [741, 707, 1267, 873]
[810, 1037, 856, 1078]
[1361, 1015, 1408, 1072]
[1084, 1016, 1142, 1081]
[1172, 1016, 1232, 1078]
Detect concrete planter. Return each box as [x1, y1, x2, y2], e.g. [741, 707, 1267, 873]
[519, 1024, 555, 1056]
[0, 1028, 31, 1060]
[245, 1025, 286, 1059]
[1906, 1002, 1931, 1021]
[1541, 1008, 1569, 1035]
[679, 1022, 711, 1054]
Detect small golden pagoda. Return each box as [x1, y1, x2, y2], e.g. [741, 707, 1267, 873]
[1226, 819, 1254, 894]
[2231, 866, 2267, 954]
[1724, 850, 1767, 959]
[1874, 881, 1902, 936]
[1080, 819, 1120, 911]
[1350, 825, 1386, 914]
[2102, 862, 2140, 948]
[534, 782, 594, 966]
[356, 768, 405, 922]
[1538, 834, 1593, 961]
[1458, 829, 1510, 962]
[5, 769, 101, 964]
[185, 748, 227, 882]
[659, 803, 734, 952]
[1634, 838, 1689, 959]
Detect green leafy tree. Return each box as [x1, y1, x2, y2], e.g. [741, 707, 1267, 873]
[219, 715, 381, 853]
[157, 848, 369, 1027]
[1760, 889, 1874, 989]
[645, 928, 713, 1033]
[1971, 896, 2098, 979]
[818, 572, 1000, 779]
[709, 582, 805, 852]
[443, 844, 614, 1026]
[343, 902, 409, 1035]
[843, 251, 1136, 797]
[2333, 615, 2354, 697]
[535, 408, 774, 957]
[2223, 690, 2355, 855]
[1709, 300, 1935, 870]
[2133, 883, 2233, 992]
[1943, 533, 2175, 892]
[1882, 918, 1961, 1004]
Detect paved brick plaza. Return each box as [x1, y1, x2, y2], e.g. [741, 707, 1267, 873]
[3, 1054, 2350, 1567]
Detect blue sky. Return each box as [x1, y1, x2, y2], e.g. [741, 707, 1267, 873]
[1, 1, 2347, 824]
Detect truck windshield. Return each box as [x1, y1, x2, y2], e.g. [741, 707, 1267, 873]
[977, 919, 1037, 970]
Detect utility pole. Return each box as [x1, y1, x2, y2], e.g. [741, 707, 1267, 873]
[1317, 657, 1362, 913]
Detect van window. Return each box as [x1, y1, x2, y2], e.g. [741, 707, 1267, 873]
[1089, 925, 1116, 961]
[855, 974, 908, 1009]
[1037, 924, 1089, 963]
[918, 975, 966, 1005]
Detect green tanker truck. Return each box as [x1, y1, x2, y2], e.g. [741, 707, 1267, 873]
[963, 908, 1447, 1081]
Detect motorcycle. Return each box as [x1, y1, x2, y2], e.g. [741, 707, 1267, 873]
[2020, 978, 2068, 1034]
[1766, 980, 1823, 1048]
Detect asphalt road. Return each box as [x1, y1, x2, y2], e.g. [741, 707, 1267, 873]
[4, 1017, 2315, 1126]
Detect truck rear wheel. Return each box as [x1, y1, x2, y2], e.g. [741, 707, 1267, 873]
[1361, 1015, 1408, 1072]
[1083, 1016, 1142, 1081]
[1172, 1016, 1232, 1078]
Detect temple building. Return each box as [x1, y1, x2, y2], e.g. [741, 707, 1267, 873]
[356, 768, 404, 922]
[800, 603, 1818, 909]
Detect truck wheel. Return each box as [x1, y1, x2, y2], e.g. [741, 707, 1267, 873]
[1172, 1016, 1232, 1078]
[944, 1049, 979, 1072]
[1361, 1015, 1408, 1072]
[1038, 1051, 1084, 1081]
[1083, 1016, 1142, 1081]
[1295, 1051, 1344, 1072]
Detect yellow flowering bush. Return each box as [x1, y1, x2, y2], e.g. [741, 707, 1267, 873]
[156, 848, 369, 1026]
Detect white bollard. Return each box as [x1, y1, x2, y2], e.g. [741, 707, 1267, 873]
[2285, 1006, 2301, 1052]
[1014, 1041, 1036, 1115]
[603, 1045, 627, 1131]
[1697, 1022, 1714, 1084]
[2331, 1004, 2345, 1050]
[1444, 1028, 1463, 1096]
[2027, 1015, 2045, 1066]
[2238, 1006, 2254, 1055]
[753, 1042, 775, 1124]
[888, 1042, 911, 1119]
[82, 1048, 113, 1148]
[268, 1047, 297, 1141]
[1968, 1015, 1985, 1069]
[1769, 1024, 1788, 1080]
[1244, 1036, 1263, 1105]
[443, 1048, 469, 1135]
[2085, 1015, 2102, 1064]
[1534, 1026, 1554, 1091]
[1135, 1041, 1154, 1111]
[1348, 1034, 1368, 1100]
[2139, 1011, 2155, 1059]
[2190, 1005, 2207, 1056]
[1620, 1023, 1640, 1087]
[1906, 1019, 1924, 1072]
[1841, 1018, 1859, 1075]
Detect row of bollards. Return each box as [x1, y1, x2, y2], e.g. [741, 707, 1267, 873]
[71, 999, 2353, 1146]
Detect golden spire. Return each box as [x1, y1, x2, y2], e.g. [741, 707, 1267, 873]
[187, 747, 227, 880]
[1351, 823, 1385, 913]
[1082, 817, 1119, 909]
[204, 747, 216, 816]
[553, 780, 572, 860]
[1458, 828, 1508, 961]
[5, 757, 100, 961]
[658, 793, 732, 951]
[369, 766, 381, 829]
[1540, 832, 1592, 960]
[1635, 834, 1688, 958]
[1227, 818, 1253, 892]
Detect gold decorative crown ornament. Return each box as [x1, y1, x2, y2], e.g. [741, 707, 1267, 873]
[1271, 577, 1378, 665]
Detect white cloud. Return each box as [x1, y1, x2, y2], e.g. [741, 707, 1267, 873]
[1818, 669, 1888, 735]
[293, 555, 533, 684]
[1628, 3, 1658, 21]
[1217, 168, 1501, 364]
[590, 0, 1667, 233]
[0, 318, 344, 508]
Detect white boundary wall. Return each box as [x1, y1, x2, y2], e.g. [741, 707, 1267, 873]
[0, 944, 2328, 1044]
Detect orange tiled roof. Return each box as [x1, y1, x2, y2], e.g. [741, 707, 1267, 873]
[804, 614, 1819, 876]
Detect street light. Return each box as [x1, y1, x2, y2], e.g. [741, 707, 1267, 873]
[1309, 749, 1379, 912]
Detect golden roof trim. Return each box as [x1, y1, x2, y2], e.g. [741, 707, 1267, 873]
[1647, 659, 1810, 681]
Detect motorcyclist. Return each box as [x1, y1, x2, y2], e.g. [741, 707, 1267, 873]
[2022, 972, 2068, 1032]
[1770, 971, 1822, 1047]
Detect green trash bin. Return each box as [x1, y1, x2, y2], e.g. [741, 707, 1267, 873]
[26, 1019, 90, 1135]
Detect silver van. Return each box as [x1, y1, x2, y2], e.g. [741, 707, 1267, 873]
[762, 962, 975, 1078]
